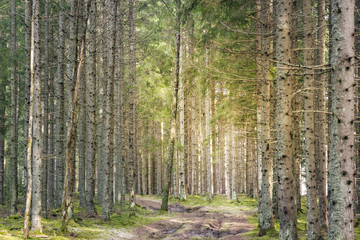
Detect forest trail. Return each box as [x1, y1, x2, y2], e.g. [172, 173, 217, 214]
[131, 196, 254, 240]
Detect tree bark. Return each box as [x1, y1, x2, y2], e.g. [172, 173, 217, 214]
[315, 0, 328, 229]
[10, 0, 18, 215]
[85, 0, 97, 217]
[275, 0, 298, 238]
[128, 0, 137, 211]
[328, 0, 355, 239]
[161, 0, 181, 211]
[31, 0, 42, 230]
[55, 0, 66, 208]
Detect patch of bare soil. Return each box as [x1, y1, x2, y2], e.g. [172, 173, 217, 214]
[133, 197, 253, 240]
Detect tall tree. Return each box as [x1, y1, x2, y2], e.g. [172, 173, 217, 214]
[258, 0, 274, 235]
[328, 0, 355, 239]
[315, 0, 328, 229]
[275, 0, 298, 238]
[303, 0, 320, 238]
[31, 0, 42, 231]
[85, 0, 97, 217]
[9, 0, 18, 215]
[128, 0, 137, 210]
[102, 0, 117, 221]
[179, 43, 186, 201]
[161, 0, 181, 211]
[55, 0, 66, 208]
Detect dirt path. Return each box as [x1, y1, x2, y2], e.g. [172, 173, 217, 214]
[133, 197, 254, 240]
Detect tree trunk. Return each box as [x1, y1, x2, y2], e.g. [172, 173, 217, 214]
[31, 0, 42, 230]
[128, 0, 137, 211]
[10, 0, 18, 215]
[55, 0, 66, 208]
[179, 43, 186, 201]
[275, 0, 298, 238]
[231, 126, 236, 201]
[41, 0, 50, 218]
[315, 0, 328, 229]
[102, 0, 117, 220]
[85, 0, 98, 217]
[161, 0, 181, 211]
[259, 0, 274, 234]
[328, 0, 355, 239]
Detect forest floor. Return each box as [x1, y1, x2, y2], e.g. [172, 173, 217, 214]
[131, 195, 254, 240]
[1, 194, 360, 239]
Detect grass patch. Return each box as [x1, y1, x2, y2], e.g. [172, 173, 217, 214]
[0, 198, 167, 240]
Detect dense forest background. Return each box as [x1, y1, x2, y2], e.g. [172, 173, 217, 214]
[0, 0, 359, 239]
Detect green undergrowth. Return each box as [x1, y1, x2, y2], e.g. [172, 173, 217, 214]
[163, 193, 258, 211]
[0, 198, 166, 240]
[244, 197, 360, 240]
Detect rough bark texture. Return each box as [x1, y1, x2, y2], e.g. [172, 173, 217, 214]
[55, 0, 66, 208]
[31, 0, 42, 230]
[10, 0, 18, 215]
[328, 0, 355, 239]
[85, 0, 97, 217]
[179, 44, 186, 201]
[259, 0, 274, 234]
[128, 0, 137, 210]
[102, 0, 117, 220]
[275, 0, 298, 238]
[161, 0, 181, 211]
[303, 0, 320, 238]
[315, 0, 328, 229]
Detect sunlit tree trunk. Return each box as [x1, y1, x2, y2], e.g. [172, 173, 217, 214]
[328, 0, 355, 239]
[315, 0, 328, 229]
[31, 0, 42, 230]
[275, 0, 298, 238]
[161, 0, 181, 211]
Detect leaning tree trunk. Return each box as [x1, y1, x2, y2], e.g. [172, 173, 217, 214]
[328, 0, 355, 239]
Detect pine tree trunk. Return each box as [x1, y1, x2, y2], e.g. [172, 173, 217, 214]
[328, 0, 355, 239]
[47, 18, 55, 210]
[41, 0, 50, 218]
[23, 0, 32, 207]
[85, 0, 98, 217]
[128, 0, 137, 210]
[157, 122, 162, 196]
[161, 0, 181, 211]
[102, 0, 117, 221]
[24, 1, 35, 234]
[231, 126, 236, 201]
[0, 81, 5, 205]
[259, 0, 274, 234]
[55, 0, 66, 208]
[315, 0, 328, 229]
[179, 43, 186, 201]
[31, 0, 42, 230]
[10, 0, 18, 215]
[303, 0, 320, 238]
[275, 0, 298, 238]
